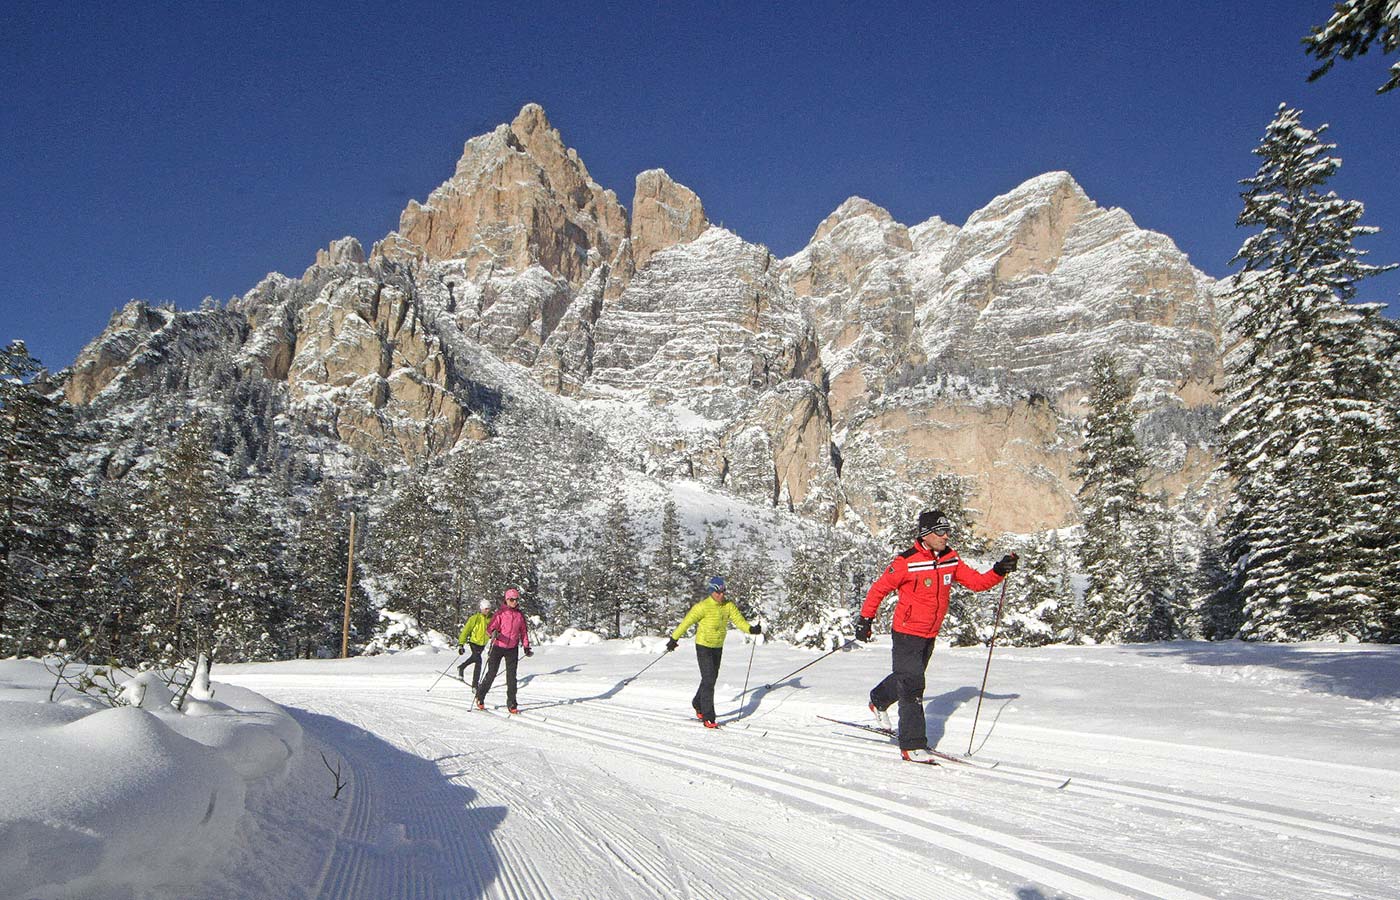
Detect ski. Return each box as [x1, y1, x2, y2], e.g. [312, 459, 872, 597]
[817, 716, 997, 768]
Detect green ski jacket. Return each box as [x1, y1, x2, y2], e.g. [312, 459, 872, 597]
[671, 594, 753, 648]
[458, 612, 489, 647]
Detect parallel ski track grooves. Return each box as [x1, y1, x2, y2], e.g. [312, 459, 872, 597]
[422, 696, 1211, 900]
[305, 696, 545, 900]
[406, 697, 944, 900]
[536, 692, 1400, 860]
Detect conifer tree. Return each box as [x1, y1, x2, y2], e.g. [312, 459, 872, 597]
[594, 497, 644, 637]
[1223, 104, 1398, 641]
[778, 542, 844, 647]
[370, 468, 454, 636]
[998, 532, 1073, 647]
[286, 482, 355, 659]
[1304, 0, 1400, 95]
[0, 342, 87, 655]
[1073, 354, 1175, 642]
[135, 418, 236, 660]
[216, 483, 290, 661]
[647, 499, 688, 628]
[688, 523, 723, 595]
[727, 533, 775, 626]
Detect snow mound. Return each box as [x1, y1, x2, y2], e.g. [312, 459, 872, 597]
[0, 659, 303, 898]
[551, 627, 604, 646]
[364, 609, 457, 654]
[626, 634, 672, 654]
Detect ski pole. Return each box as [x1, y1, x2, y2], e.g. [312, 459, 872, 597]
[760, 638, 856, 692]
[967, 576, 1010, 755]
[427, 654, 460, 693]
[740, 623, 760, 699]
[621, 648, 670, 686]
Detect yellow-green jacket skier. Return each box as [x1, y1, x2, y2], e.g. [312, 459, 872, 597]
[666, 576, 760, 727]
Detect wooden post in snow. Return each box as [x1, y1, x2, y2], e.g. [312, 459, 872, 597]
[341, 511, 356, 659]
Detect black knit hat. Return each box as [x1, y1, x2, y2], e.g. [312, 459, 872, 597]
[916, 510, 952, 537]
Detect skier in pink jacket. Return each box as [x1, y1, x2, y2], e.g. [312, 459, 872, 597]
[474, 587, 532, 713]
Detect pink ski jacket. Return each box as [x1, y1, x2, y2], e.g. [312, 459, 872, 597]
[487, 607, 531, 650]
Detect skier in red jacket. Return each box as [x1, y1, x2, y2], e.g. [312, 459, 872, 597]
[857, 510, 1016, 763]
[474, 587, 533, 713]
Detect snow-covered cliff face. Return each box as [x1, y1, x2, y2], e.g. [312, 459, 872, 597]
[63, 104, 1226, 539]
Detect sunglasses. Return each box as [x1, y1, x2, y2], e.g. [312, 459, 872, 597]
[924, 525, 952, 536]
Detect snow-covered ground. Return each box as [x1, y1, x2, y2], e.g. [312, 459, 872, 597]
[5, 638, 1399, 899]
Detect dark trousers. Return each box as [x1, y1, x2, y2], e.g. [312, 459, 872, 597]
[476, 645, 519, 708]
[691, 644, 724, 723]
[870, 631, 937, 750]
[457, 642, 485, 689]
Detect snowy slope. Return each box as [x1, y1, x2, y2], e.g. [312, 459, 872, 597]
[131, 639, 1400, 900]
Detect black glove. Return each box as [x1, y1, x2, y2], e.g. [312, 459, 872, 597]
[457, 645, 464, 655]
[750, 623, 762, 635]
[856, 616, 874, 642]
[993, 552, 1019, 576]
[524, 647, 533, 657]
[665, 637, 679, 652]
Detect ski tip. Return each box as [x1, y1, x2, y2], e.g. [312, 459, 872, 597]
[1057, 778, 1072, 790]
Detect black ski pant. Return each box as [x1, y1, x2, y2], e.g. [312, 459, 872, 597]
[457, 642, 485, 690]
[476, 645, 519, 708]
[691, 644, 723, 723]
[869, 630, 937, 751]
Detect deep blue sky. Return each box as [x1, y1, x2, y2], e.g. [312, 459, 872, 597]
[3, 1, 1396, 370]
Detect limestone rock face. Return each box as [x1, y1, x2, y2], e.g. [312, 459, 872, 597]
[587, 227, 821, 420]
[286, 274, 467, 460]
[784, 198, 925, 422]
[314, 236, 366, 270]
[918, 172, 1220, 401]
[382, 104, 628, 288]
[630, 169, 707, 272]
[64, 301, 172, 404]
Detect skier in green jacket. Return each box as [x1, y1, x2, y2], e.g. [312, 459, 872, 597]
[666, 576, 761, 728]
[456, 598, 491, 691]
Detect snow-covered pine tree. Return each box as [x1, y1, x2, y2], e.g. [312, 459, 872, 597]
[369, 467, 455, 638]
[595, 496, 644, 637]
[1193, 513, 1241, 640]
[997, 531, 1072, 647]
[1304, 0, 1400, 95]
[1130, 494, 1181, 641]
[1223, 104, 1398, 641]
[134, 417, 236, 660]
[726, 533, 776, 628]
[777, 542, 845, 647]
[647, 499, 688, 628]
[687, 523, 723, 595]
[286, 482, 357, 659]
[1073, 354, 1172, 642]
[0, 342, 88, 655]
[86, 480, 150, 662]
[215, 481, 290, 662]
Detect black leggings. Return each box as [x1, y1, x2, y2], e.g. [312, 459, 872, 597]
[457, 643, 484, 688]
[869, 631, 936, 750]
[692, 644, 724, 723]
[476, 645, 520, 708]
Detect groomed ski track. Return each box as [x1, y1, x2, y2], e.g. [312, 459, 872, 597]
[225, 663, 1400, 900]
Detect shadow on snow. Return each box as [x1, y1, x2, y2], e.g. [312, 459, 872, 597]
[1129, 639, 1400, 703]
[288, 707, 508, 900]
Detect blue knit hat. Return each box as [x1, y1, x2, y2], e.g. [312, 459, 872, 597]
[708, 575, 726, 592]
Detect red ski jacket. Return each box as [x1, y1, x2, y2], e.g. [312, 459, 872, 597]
[861, 543, 1003, 639]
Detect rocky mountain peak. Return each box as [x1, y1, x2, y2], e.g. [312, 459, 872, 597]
[811, 196, 900, 243]
[376, 103, 628, 287]
[311, 236, 366, 271]
[630, 168, 708, 271]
